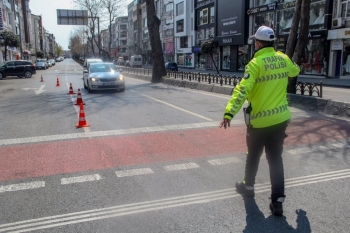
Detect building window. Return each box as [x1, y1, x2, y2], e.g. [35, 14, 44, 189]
[120, 25, 127, 30]
[143, 18, 147, 28]
[341, 0, 350, 18]
[177, 19, 184, 32]
[166, 3, 173, 12]
[180, 36, 188, 48]
[176, 2, 184, 16]
[210, 7, 215, 23]
[197, 7, 211, 26]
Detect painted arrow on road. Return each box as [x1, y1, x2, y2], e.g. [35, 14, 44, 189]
[21, 85, 46, 95]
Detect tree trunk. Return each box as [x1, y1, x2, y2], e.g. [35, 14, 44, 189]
[209, 53, 219, 74]
[285, 0, 302, 94]
[145, 0, 166, 83]
[285, 0, 302, 59]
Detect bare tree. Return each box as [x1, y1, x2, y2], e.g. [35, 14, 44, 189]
[145, 0, 167, 82]
[101, 0, 125, 59]
[285, 0, 311, 94]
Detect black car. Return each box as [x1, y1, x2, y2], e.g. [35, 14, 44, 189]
[165, 62, 178, 71]
[0, 60, 36, 79]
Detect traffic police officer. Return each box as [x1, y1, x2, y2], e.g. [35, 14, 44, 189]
[219, 26, 300, 216]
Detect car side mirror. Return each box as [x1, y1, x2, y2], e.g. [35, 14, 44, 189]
[83, 69, 88, 73]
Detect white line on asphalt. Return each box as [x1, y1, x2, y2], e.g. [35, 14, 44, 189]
[61, 174, 102, 185]
[208, 157, 241, 165]
[286, 142, 349, 155]
[0, 122, 225, 146]
[286, 147, 315, 155]
[141, 94, 213, 121]
[0, 181, 45, 193]
[115, 168, 154, 177]
[164, 162, 200, 171]
[1, 169, 350, 232]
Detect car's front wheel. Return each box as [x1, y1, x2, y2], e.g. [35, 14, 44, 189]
[0, 72, 4, 80]
[87, 81, 92, 93]
[83, 79, 87, 89]
[24, 71, 32, 78]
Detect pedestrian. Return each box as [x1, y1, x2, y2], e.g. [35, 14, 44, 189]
[219, 26, 300, 216]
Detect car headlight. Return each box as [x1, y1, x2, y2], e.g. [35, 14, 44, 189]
[90, 78, 99, 82]
[118, 75, 124, 81]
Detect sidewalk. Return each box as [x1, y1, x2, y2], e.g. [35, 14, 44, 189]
[142, 65, 350, 88]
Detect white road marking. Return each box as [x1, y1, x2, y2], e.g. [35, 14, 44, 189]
[0, 122, 227, 146]
[61, 174, 102, 185]
[141, 94, 213, 121]
[164, 162, 200, 171]
[286, 147, 314, 155]
[287, 142, 349, 155]
[208, 157, 241, 165]
[331, 143, 348, 148]
[0, 181, 45, 193]
[115, 168, 154, 177]
[1, 169, 350, 232]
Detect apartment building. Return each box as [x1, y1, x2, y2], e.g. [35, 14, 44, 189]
[157, 0, 175, 62]
[174, 0, 194, 68]
[115, 16, 128, 60]
[127, 0, 142, 60]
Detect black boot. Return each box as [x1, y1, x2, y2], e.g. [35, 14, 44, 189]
[235, 182, 255, 197]
[269, 196, 285, 216]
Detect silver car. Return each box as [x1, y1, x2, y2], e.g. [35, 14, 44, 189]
[83, 63, 125, 93]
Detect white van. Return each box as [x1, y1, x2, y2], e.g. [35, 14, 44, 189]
[130, 55, 142, 68]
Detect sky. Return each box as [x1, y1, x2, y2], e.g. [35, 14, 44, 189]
[29, 0, 133, 50]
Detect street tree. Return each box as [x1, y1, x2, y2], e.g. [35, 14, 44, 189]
[101, 0, 125, 60]
[145, 0, 167, 82]
[55, 44, 64, 57]
[69, 34, 84, 59]
[0, 30, 20, 61]
[72, 0, 102, 56]
[285, 0, 311, 94]
[201, 40, 220, 74]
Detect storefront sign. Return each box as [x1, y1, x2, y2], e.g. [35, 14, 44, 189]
[176, 48, 191, 53]
[217, 0, 247, 45]
[247, 2, 277, 15]
[280, 0, 324, 9]
[332, 40, 343, 50]
[192, 46, 201, 53]
[326, 28, 350, 40]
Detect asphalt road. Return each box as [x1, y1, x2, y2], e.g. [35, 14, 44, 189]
[0, 59, 349, 233]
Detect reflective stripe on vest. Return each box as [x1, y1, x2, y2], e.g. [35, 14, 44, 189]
[250, 104, 288, 120]
[255, 72, 289, 84]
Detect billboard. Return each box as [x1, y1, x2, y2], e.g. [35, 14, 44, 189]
[57, 9, 88, 25]
[217, 0, 247, 45]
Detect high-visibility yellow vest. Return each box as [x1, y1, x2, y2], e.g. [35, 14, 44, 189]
[224, 47, 300, 128]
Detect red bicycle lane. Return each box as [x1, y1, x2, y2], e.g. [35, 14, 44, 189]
[0, 116, 349, 182]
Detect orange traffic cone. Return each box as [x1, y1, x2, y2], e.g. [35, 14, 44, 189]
[76, 103, 90, 128]
[40, 75, 44, 82]
[56, 78, 60, 87]
[74, 88, 85, 105]
[67, 83, 76, 95]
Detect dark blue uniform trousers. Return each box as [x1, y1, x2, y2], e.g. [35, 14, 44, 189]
[244, 120, 289, 201]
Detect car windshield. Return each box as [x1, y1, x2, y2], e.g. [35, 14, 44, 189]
[106, 63, 119, 71]
[90, 64, 112, 73]
[36, 62, 44, 65]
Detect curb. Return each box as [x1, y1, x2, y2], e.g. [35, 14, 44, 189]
[123, 73, 350, 119]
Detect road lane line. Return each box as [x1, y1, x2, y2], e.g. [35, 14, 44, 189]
[141, 94, 213, 121]
[164, 162, 200, 171]
[1, 170, 350, 232]
[208, 157, 241, 165]
[0, 169, 350, 232]
[61, 174, 102, 185]
[0, 122, 224, 146]
[115, 168, 154, 177]
[0, 181, 45, 193]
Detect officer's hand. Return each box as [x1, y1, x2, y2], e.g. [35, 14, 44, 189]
[219, 118, 230, 129]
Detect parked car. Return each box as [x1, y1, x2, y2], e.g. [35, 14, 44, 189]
[125, 60, 130, 67]
[165, 62, 178, 71]
[115, 57, 125, 66]
[49, 59, 55, 66]
[35, 61, 47, 70]
[0, 60, 36, 79]
[83, 62, 125, 93]
[55, 57, 61, 62]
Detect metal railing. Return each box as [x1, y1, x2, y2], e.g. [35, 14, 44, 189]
[74, 60, 323, 98]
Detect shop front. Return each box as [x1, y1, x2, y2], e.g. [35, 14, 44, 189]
[276, 0, 329, 76]
[216, 0, 248, 72]
[327, 28, 350, 79]
[164, 39, 174, 62]
[175, 47, 194, 68]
